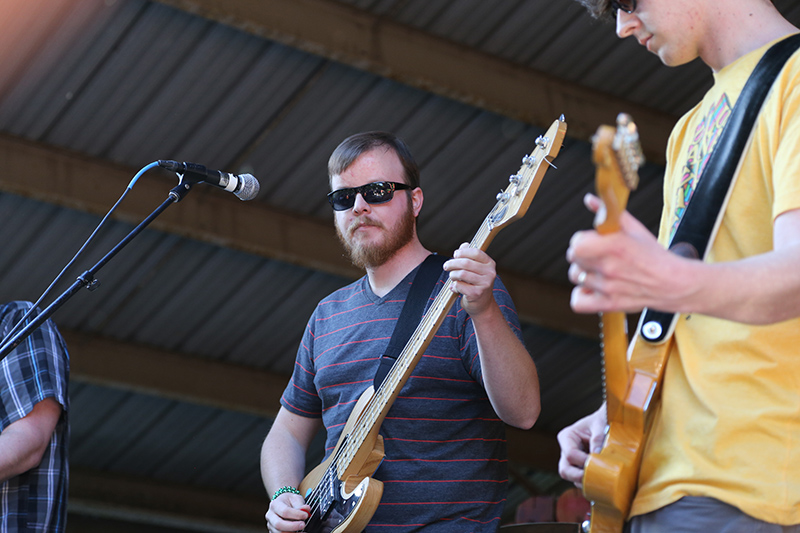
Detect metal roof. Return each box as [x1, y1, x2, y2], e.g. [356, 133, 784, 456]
[1, 0, 798, 530]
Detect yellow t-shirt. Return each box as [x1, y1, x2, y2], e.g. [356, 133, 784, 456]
[630, 35, 800, 525]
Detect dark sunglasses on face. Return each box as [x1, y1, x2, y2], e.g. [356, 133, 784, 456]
[610, 0, 636, 15]
[327, 181, 413, 211]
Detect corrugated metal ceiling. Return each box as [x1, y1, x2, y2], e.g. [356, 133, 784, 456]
[1, 0, 798, 530]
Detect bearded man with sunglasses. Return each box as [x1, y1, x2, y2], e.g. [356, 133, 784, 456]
[557, 0, 800, 532]
[260, 131, 541, 533]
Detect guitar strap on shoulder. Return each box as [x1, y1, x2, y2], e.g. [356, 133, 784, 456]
[640, 33, 800, 344]
[373, 253, 448, 389]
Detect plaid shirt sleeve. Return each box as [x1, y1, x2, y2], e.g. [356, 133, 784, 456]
[0, 301, 70, 532]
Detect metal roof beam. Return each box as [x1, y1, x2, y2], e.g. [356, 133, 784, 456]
[66, 329, 285, 417]
[0, 134, 357, 278]
[69, 468, 266, 532]
[66, 329, 560, 471]
[155, 0, 675, 164]
[0, 133, 598, 337]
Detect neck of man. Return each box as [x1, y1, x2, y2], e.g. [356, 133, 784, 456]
[365, 237, 432, 298]
[700, 1, 798, 72]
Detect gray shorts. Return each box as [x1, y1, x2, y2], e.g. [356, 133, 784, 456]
[626, 497, 800, 533]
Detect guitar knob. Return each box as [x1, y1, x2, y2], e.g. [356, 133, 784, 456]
[581, 519, 591, 533]
[642, 321, 663, 341]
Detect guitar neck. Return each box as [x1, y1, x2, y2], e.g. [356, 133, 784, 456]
[591, 120, 639, 422]
[595, 163, 631, 419]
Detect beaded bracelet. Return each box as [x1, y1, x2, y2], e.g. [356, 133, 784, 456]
[272, 485, 301, 501]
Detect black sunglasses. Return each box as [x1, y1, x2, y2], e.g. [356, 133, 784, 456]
[610, 0, 636, 15]
[327, 181, 413, 211]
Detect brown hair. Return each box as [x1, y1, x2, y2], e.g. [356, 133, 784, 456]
[575, 0, 615, 20]
[328, 131, 420, 189]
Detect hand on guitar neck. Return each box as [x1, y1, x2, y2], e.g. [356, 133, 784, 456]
[566, 192, 675, 315]
[566, 114, 686, 318]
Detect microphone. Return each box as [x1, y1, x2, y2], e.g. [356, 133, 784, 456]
[158, 160, 260, 201]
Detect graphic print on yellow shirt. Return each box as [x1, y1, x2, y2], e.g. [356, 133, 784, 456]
[670, 94, 732, 238]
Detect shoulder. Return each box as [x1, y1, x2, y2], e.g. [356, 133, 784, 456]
[0, 301, 69, 370]
[0, 300, 35, 322]
[0, 301, 64, 348]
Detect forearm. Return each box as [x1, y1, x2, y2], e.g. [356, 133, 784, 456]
[0, 398, 61, 483]
[677, 208, 800, 323]
[665, 244, 800, 324]
[260, 408, 322, 497]
[262, 409, 320, 530]
[570, 206, 800, 324]
[0, 432, 47, 483]
[261, 430, 309, 496]
[472, 303, 541, 429]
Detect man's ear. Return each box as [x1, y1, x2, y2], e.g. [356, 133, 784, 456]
[411, 187, 424, 217]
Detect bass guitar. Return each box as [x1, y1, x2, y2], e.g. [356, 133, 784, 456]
[581, 114, 679, 533]
[298, 116, 568, 533]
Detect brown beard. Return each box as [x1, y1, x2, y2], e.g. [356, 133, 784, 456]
[336, 198, 416, 269]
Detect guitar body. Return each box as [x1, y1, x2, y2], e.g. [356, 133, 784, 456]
[582, 336, 673, 533]
[300, 387, 385, 533]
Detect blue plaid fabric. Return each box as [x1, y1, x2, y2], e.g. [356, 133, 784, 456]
[0, 301, 69, 532]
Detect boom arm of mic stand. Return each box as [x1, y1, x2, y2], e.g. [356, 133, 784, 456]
[0, 182, 194, 359]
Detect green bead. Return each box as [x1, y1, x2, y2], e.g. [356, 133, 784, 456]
[272, 485, 301, 501]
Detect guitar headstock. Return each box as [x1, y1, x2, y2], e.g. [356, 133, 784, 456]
[486, 117, 567, 232]
[592, 113, 644, 234]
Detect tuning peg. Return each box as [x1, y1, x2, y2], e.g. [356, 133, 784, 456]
[535, 135, 549, 150]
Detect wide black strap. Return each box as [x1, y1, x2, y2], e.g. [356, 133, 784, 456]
[373, 254, 447, 389]
[640, 33, 800, 344]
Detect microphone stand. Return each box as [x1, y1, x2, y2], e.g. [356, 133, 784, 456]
[0, 180, 195, 359]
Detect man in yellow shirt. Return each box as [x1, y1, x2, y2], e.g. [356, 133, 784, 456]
[558, 0, 800, 531]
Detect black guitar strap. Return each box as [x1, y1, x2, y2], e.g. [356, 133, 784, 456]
[373, 254, 447, 389]
[640, 33, 800, 344]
